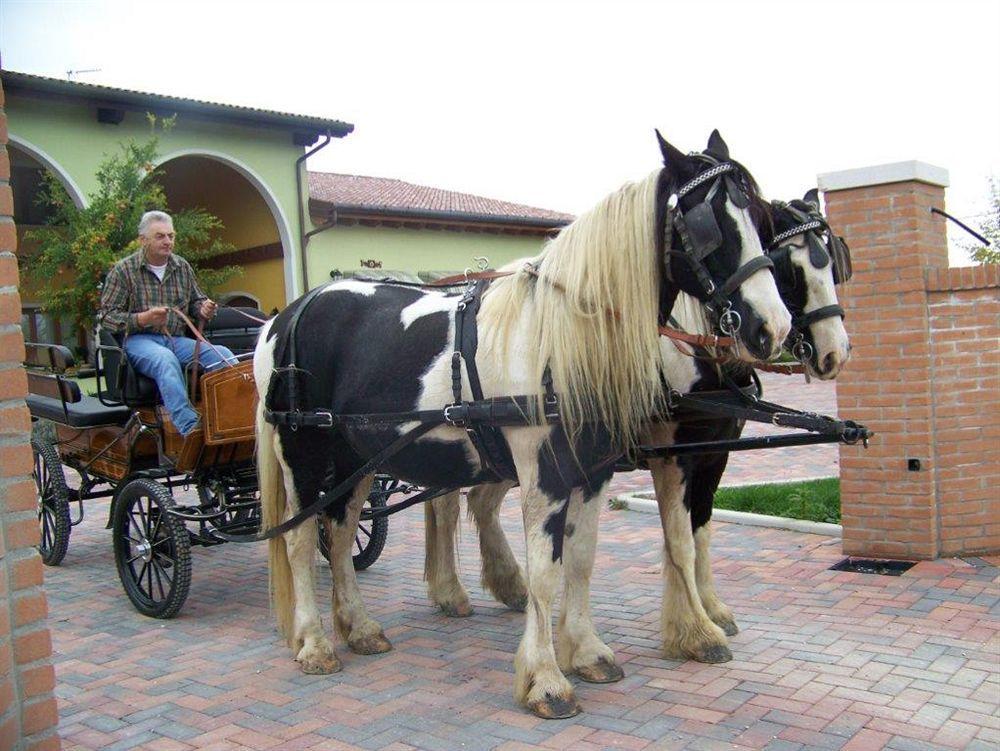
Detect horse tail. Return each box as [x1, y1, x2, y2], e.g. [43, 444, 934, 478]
[257, 400, 295, 645]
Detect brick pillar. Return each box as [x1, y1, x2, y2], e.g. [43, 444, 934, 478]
[819, 162, 949, 560]
[0, 77, 62, 750]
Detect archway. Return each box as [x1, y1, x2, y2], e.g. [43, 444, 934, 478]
[8, 140, 88, 354]
[156, 151, 297, 310]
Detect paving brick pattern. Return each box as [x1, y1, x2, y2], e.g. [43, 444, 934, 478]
[47, 488, 998, 750]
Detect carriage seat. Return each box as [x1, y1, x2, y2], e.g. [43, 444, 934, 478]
[203, 306, 266, 355]
[26, 392, 132, 428]
[97, 328, 159, 406]
[23, 345, 132, 427]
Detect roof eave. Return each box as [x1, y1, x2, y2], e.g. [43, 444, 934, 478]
[310, 200, 572, 231]
[1, 70, 354, 138]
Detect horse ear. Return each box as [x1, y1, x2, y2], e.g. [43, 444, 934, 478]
[802, 188, 821, 210]
[705, 129, 730, 161]
[655, 129, 687, 167]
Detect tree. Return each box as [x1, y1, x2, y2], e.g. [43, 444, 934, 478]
[22, 117, 240, 348]
[965, 177, 999, 265]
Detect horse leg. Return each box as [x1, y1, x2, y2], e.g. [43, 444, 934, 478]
[514, 485, 580, 719]
[689, 444, 739, 637]
[467, 481, 527, 611]
[694, 523, 737, 636]
[649, 454, 731, 664]
[424, 491, 474, 617]
[327, 475, 392, 655]
[272, 443, 340, 674]
[556, 487, 623, 684]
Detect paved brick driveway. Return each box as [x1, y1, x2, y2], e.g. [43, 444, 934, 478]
[47, 489, 998, 751]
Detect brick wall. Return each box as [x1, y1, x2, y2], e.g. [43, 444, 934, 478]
[0, 76, 62, 750]
[926, 266, 1000, 556]
[821, 162, 1000, 560]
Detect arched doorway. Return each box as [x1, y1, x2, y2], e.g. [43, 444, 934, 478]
[156, 153, 294, 312]
[8, 140, 88, 355]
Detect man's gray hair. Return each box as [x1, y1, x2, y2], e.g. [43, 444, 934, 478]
[138, 210, 173, 236]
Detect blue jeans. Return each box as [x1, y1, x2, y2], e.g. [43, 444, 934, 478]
[124, 334, 236, 435]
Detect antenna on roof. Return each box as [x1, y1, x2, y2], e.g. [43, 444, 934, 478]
[66, 68, 102, 80]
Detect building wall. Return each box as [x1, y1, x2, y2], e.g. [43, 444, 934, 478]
[5, 93, 306, 301]
[0, 75, 62, 751]
[305, 223, 550, 288]
[822, 163, 999, 560]
[215, 257, 286, 313]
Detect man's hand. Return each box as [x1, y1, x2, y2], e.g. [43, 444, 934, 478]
[138, 306, 169, 329]
[199, 299, 218, 320]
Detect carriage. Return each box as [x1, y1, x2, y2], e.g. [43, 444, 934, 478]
[26, 131, 874, 719]
[24, 307, 390, 618]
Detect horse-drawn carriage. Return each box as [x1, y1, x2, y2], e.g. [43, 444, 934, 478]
[25, 307, 389, 618]
[26, 130, 872, 719]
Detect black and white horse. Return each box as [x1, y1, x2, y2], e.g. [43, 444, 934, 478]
[422, 191, 851, 665]
[254, 131, 790, 718]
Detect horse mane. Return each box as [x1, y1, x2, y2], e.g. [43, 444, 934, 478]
[481, 169, 665, 449]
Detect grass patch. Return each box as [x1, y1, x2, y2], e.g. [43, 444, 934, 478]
[713, 478, 840, 524]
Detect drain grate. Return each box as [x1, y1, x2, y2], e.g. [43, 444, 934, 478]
[829, 557, 917, 576]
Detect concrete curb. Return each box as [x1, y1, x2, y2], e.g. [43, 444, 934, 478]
[614, 494, 843, 538]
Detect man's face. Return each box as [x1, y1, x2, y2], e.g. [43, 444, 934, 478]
[141, 220, 175, 264]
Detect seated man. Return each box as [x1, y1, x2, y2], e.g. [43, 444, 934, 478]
[99, 210, 235, 436]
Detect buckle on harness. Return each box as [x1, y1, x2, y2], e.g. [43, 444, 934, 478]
[314, 410, 334, 428]
[444, 404, 467, 427]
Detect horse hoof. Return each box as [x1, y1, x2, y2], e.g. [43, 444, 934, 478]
[441, 601, 475, 618]
[528, 693, 581, 720]
[574, 657, 625, 684]
[503, 594, 528, 613]
[694, 644, 733, 664]
[718, 620, 739, 637]
[298, 654, 341, 675]
[349, 632, 393, 655]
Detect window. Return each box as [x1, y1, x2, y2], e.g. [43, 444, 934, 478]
[21, 307, 85, 353]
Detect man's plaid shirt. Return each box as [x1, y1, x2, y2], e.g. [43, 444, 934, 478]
[99, 250, 207, 336]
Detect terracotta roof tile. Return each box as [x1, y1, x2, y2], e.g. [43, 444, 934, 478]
[308, 172, 574, 227]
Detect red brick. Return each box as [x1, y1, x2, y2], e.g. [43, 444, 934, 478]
[20, 696, 58, 736]
[13, 629, 52, 665]
[14, 591, 49, 628]
[0, 366, 27, 400]
[19, 663, 56, 699]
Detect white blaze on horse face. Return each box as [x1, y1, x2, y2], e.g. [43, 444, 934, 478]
[401, 291, 456, 330]
[788, 245, 851, 379]
[727, 202, 791, 356]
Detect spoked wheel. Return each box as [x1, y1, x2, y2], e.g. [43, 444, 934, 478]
[112, 478, 191, 618]
[318, 476, 391, 571]
[31, 436, 71, 566]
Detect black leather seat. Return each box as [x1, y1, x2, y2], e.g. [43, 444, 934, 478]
[26, 393, 132, 428]
[97, 328, 159, 406]
[204, 307, 266, 355]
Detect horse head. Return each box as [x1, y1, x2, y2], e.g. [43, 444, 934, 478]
[656, 130, 791, 362]
[767, 189, 852, 379]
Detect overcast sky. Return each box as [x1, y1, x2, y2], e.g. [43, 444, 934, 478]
[2, 0, 998, 264]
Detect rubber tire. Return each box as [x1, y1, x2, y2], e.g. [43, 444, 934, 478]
[31, 436, 71, 566]
[317, 479, 390, 571]
[112, 478, 192, 619]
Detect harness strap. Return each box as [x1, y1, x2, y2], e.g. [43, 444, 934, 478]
[793, 304, 844, 330]
[719, 254, 774, 298]
[212, 420, 441, 543]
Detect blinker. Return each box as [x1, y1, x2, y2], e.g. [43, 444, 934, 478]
[806, 233, 830, 270]
[829, 234, 853, 284]
[682, 202, 723, 260]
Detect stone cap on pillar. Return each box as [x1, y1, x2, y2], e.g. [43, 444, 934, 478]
[818, 161, 949, 192]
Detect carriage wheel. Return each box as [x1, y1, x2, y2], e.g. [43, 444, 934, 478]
[317, 477, 390, 571]
[112, 478, 191, 619]
[31, 436, 71, 566]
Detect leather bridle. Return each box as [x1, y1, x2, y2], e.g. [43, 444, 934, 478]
[766, 200, 852, 365]
[663, 155, 775, 342]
